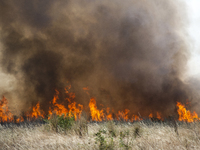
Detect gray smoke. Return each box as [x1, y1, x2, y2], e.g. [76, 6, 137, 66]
[0, 0, 196, 117]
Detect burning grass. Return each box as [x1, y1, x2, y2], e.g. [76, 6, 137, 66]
[1, 86, 200, 124]
[1, 86, 200, 149]
[1, 120, 200, 149]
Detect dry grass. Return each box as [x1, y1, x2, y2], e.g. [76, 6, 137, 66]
[0, 121, 200, 150]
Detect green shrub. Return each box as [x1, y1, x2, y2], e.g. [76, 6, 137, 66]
[58, 114, 75, 130]
[94, 129, 114, 150]
[107, 121, 116, 137]
[44, 113, 75, 133]
[119, 131, 131, 150]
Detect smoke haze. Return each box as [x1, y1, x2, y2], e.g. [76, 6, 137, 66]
[0, 0, 197, 116]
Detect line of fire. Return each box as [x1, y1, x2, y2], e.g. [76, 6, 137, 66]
[0, 84, 199, 124]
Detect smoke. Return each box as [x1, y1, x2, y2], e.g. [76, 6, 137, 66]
[0, 0, 196, 116]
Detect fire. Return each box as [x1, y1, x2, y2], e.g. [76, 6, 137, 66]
[16, 116, 24, 123]
[156, 112, 162, 120]
[149, 113, 153, 118]
[176, 102, 199, 122]
[131, 115, 141, 121]
[48, 87, 83, 120]
[88, 98, 141, 122]
[0, 96, 44, 123]
[147, 112, 163, 121]
[106, 108, 113, 121]
[1, 85, 200, 123]
[48, 89, 69, 119]
[117, 109, 130, 121]
[89, 97, 104, 121]
[0, 96, 13, 122]
[26, 102, 45, 120]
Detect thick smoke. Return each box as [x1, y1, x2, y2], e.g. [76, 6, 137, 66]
[0, 0, 196, 116]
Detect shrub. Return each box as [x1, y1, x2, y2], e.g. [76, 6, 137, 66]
[44, 113, 75, 133]
[107, 121, 116, 137]
[119, 131, 131, 150]
[94, 129, 114, 150]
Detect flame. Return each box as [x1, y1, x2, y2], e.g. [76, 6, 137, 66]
[149, 113, 153, 118]
[117, 109, 130, 121]
[177, 102, 199, 122]
[89, 98, 141, 121]
[131, 114, 141, 122]
[89, 97, 104, 121]
[16, 116, 24, 123]
[26, 102, 44, 120]
[48, 88, 83, 120]
[148, 112, 163, 120]
[106, 108, 113, 121]
[0, 96, 13, 122]
[156, 112, 162, 120]
[48, 89, 68, 119]
[0, 97, 45, 123]
[1, 85, 200, 123]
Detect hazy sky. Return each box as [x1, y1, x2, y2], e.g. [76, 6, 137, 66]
[185, 0, 200, 77]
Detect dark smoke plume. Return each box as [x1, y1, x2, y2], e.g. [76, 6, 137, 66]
[0, 0, 196, 116]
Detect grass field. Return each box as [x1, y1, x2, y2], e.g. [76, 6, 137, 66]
[0, 119, 200, 150]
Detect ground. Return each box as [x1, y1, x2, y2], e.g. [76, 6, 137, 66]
[0, 120, 200, 150]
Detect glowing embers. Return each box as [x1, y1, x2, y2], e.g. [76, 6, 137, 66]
[177, 102, 199, 122]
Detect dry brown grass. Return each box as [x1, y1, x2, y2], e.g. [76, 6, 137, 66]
[0, 121, 200, 150]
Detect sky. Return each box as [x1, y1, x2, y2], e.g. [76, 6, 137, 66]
[185, 0, 200, 77]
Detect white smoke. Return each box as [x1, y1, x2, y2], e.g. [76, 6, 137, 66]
[185, 0, 200, 78]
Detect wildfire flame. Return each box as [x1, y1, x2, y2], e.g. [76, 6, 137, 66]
[117, 109, 130, 121]
[89, 97, 104, 121]
[0, 96, 13, 122]
[48, 87, 83, 120]
[0, 96, 44, 123]
[177, 102, 199, 122]
[27, 102, 44, 120]
[106, 108, 113, 121]
[0, 85, 200, 123]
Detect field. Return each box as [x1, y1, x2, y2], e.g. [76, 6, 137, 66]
[0, 119, 200, 150]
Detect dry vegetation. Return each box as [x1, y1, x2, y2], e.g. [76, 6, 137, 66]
[0, 119, 200, 150]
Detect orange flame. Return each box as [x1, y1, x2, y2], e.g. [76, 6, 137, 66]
[89, 97, 104, 121]
[156, 112, 162, 120]
[149, 113, 153, 118]
[0, 96, 13, 122]
[0, 97, 45, 123]
[177, 102, 199, 122]
[131, 115, 141, 121]
[16, 116, 24, 123]
[1, 85, 200, 123]
[48, 88, 83, 120]
[48, 89, 68, 119]
[117, 109, 130, 121]
[26, 102, 44, 120]
[106, 108, 113, 121]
